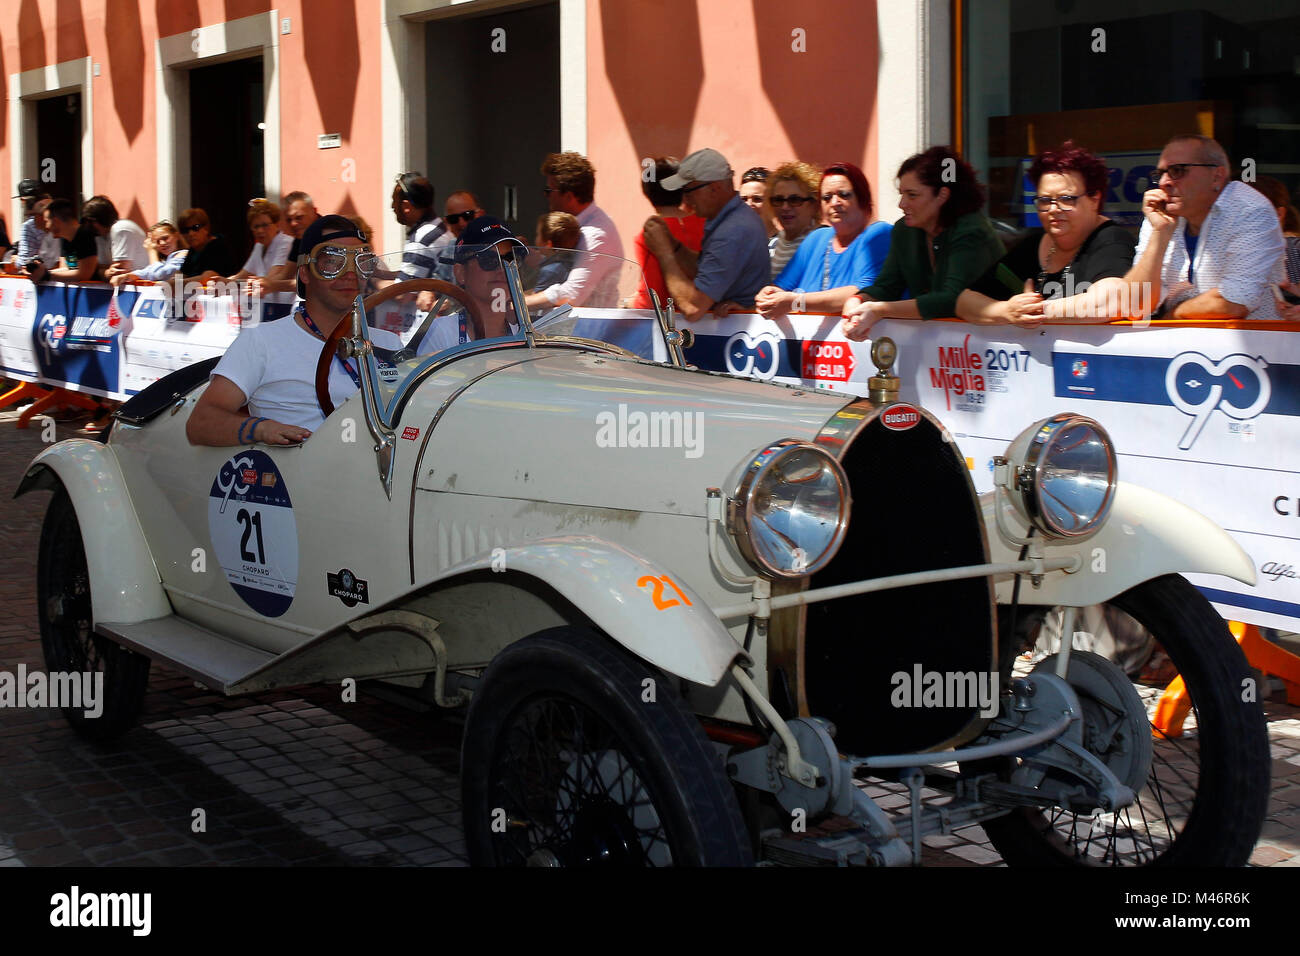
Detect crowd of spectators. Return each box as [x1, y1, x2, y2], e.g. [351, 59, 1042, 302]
[5, 132, 1297, 331]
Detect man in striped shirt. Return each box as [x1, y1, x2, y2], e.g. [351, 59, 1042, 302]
[392, 172, 453, 313]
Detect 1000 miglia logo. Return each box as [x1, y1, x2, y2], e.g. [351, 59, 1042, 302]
[928, 333, 987, 411]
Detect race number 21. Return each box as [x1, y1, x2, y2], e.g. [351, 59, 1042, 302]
[207, 451, 298, 617]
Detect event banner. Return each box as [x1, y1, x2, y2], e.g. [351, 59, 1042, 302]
[0, 278, 294, 399]
[682, 313, 1300, 631]
[3, 279, 1296, 630]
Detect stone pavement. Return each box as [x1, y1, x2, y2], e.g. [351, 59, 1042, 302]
[0, 402, 1297, 867]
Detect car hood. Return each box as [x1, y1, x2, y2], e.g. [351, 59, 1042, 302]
[407, 349, 853, 518]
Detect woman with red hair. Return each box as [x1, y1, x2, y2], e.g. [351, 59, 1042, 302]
[755, 161, 891, 319]
[956, 141, 1138, 325]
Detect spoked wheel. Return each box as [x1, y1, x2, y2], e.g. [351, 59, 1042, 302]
[37, 490, 150, 741]
[462, 627, 752, 867]
[984, 574, 1269, 866]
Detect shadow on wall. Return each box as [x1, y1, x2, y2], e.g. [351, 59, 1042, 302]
[599, 0, 703, 162]
[106, 0, 145, 144]
[751, 0, 877, 167]
[18, 0, 45, 73]
[56, 0, 89, 64]
[126, 198, 146, 230]
[302, 0, 361, 143]
[224, 1, 275, 24]
[156, 0, 201, 40]
[0, 37, 7, 149]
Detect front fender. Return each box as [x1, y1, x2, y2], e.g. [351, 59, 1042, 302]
[416, 535, 744, 687]
[982, 480, 1256, 606]
[16, 440, 171, 624]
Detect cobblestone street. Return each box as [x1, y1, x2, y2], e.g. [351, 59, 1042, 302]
[0, 407, 1297, 868]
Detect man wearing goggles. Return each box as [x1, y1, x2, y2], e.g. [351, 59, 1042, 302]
[188, 215, 401, 446]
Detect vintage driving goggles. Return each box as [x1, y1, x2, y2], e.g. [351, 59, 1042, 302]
[304, 244, 380, 280]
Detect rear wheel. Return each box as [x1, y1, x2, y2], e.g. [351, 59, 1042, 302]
[984, 575, 1268, 866]
[37, 490, 150, 741]
[461, 626, 752, 866]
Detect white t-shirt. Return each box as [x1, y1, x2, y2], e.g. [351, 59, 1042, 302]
[241, 231, 293, 276]
[96, 220, 149, 270]
[212, 312, 402, 431]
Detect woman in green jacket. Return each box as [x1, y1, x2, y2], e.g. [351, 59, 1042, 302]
[841, 146, 1004, 340]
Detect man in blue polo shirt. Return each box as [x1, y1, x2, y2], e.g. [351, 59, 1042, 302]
[642, 148, 769, 321]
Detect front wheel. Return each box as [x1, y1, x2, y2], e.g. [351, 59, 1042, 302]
[984, 574, 1269, 866]
[37, 489, 150, 741]
[461, 627, 752, 866]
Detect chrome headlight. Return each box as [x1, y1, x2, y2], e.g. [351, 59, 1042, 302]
[1002, 413, 1117, 539]
[727, 440, 851, 578]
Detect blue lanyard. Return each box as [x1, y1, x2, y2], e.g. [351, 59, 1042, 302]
[298, 306, 360, 388]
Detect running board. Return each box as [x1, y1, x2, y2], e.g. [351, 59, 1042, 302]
[96, 609, 453, 697]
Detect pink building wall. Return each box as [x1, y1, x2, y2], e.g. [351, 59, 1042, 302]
[5, 1, 883, 260]
[585, 0, 882, 260]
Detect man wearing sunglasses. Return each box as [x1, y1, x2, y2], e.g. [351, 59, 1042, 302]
[187, 215, 401, 446]
[416, 216, 521, 355]
[1133, 134, 1286, 320]
[437, 191, 484, 281]
[642, 147, 769, 321]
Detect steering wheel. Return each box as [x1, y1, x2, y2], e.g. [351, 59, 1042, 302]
[315, 279, 488, 417]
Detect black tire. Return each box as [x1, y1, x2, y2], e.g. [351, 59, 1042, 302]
[37, 489, 150, 741]
[462, 626, 752, 866]
[983, 574, 1269, 866]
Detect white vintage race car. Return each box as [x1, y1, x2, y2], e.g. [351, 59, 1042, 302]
[20, 243, 1268, 866]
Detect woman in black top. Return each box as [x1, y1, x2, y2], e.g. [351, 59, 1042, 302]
[178, 207, 237, 282]
[957, 142, 1138, 326]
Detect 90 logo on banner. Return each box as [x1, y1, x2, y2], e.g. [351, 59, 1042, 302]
[1165, 352, 1271, 450]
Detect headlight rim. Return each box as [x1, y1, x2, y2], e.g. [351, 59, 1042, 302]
[1017, 412, 1118, 539]
[726, 439, 852, 579]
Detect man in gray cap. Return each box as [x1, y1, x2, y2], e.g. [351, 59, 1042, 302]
[641, 147, 769, 320]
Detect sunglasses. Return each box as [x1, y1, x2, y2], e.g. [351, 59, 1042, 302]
[247, 197, 269, 206]
[821, 189, 855, 202]
[182, 223, 206, 233]
[445, 211, 479, 225]
[305, 244, 379, 280]
[770, 195, 813, 207]
[1034, 194, 1081, 211]
[1152, 163, 1218, 181]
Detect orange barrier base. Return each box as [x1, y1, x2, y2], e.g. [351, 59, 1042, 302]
[12, 387, 102, 429]
[1153, 620, 1300, 738]
[0, 381, 52, 412]
[1232, 621, 1300, 706]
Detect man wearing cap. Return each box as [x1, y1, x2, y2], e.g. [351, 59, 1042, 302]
[416, 215, 521, 354]
[523, 152, 623, 312]
[641, 148, 769, 321]
[187, 215, 401, 446]
[12, 179, 49, 269]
